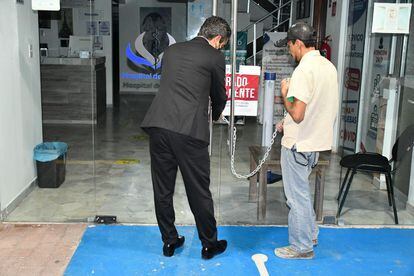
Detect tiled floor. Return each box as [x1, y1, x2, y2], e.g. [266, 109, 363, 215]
[0, 223, 86, 275]
[4, 94, 414, 226]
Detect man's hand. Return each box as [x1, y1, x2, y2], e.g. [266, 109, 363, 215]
[276, 119, 284, 133]
[281, 78, 290, 98]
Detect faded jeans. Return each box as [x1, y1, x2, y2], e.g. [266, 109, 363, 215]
[281, 145, 319, 253]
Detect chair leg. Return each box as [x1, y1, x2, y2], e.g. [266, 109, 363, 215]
[386, 172, 399, 224]
[337, 168, 350, 201]
[337, 170, 356, 218]
[384, 174, 392, 207]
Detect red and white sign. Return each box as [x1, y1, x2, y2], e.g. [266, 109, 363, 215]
[222, 66, 260, 116]
[344, 67, 361, 91]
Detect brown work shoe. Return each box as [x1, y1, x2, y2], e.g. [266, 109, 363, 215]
[274, 246, 314, 259]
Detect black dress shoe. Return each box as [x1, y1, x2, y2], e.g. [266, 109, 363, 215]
[163, 236, 185, 257]
[201, 240, 227, 260]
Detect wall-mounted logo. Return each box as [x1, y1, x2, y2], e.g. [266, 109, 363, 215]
[126, 11, 175, 72]
[126, 32, 175, 70]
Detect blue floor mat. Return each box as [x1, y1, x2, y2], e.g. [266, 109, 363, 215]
[65, 225, 414, 275]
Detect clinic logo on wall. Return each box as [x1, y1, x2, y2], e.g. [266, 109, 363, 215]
[126, 32, 176, 71]
[126, 9, 176, 72]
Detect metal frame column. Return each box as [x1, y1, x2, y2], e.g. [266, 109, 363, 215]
[229, 0, 238, 155]
[209, 0, 218, 155]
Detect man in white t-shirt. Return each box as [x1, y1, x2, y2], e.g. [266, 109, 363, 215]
[274, 22, 339, 259]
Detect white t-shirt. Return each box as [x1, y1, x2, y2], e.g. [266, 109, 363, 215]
[281, 50, 339, 152]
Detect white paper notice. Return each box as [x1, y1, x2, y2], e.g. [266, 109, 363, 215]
[372, 3, 412, 34]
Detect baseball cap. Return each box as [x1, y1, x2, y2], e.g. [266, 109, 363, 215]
[286, 22, 316, 43]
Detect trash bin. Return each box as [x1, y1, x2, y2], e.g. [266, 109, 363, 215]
[34, 142, 68, 188]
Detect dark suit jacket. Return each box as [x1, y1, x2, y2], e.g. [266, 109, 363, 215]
[141, 37, 227, 144]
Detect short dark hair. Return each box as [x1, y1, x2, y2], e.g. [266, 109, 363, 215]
[197, 16, 231, 43]
[287, 21, 316, 48]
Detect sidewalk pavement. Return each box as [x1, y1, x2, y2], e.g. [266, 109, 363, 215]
[0, 223, 86, 275]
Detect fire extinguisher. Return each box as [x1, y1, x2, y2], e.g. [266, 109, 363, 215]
[320, 35, 331, 61]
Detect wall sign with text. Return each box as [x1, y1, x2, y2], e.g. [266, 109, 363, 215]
[372, 3, 412, 34]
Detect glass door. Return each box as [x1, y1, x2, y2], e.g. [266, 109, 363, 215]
[5, 1, 98, 222]
[394, 5, 414, 220]
[214, 0, 290, 225]
[93, 0, 206, 224]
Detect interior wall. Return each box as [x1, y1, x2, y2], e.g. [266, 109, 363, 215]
[0, 1, 42, 214]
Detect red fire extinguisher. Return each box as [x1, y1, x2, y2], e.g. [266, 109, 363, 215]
[320, 35, 331, 61]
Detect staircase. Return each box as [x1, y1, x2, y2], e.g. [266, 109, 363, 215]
[236, 0, 292, 65]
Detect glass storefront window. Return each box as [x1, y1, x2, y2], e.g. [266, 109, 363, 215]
[339, 0, 414, 225]
[395, 5, 414, 216]
[3, 0, 413, 228]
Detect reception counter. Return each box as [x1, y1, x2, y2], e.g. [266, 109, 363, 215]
[40, 57, 106, 124]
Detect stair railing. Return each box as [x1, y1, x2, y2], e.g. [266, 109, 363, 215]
[242, 0, 291, 65]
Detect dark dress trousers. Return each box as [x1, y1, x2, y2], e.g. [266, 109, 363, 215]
[141, 37, 227, 248]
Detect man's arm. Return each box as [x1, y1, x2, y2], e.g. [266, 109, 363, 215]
[210, 52, 227, 121]
[281, 78, 307, 124]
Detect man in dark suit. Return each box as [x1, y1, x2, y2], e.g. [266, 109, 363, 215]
[141, 16, 231, 260]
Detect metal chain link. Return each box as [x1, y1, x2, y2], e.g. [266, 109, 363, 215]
[222, 117, 279, 179]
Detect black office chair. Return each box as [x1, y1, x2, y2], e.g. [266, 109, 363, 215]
[337, 125, 414, 224]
